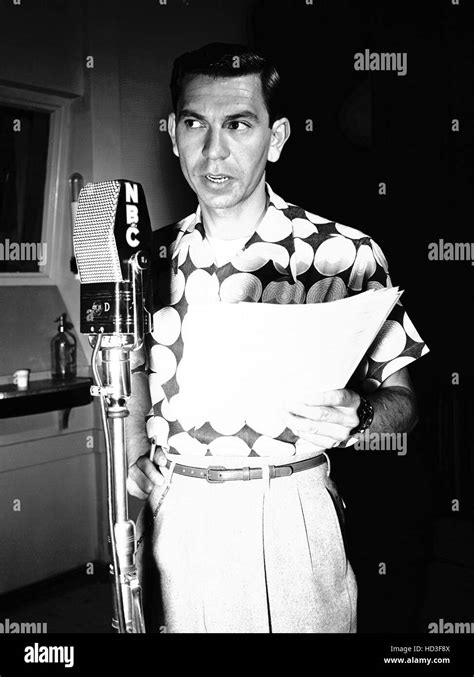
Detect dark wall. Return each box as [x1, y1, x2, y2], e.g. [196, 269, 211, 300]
[253, 0, 473, 392]
[115, 0, 257, 228]
[249, 0, 474, 632]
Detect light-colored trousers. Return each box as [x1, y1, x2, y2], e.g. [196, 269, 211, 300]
[135, 456, 357, 633]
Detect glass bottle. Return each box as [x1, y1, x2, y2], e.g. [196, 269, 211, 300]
[51, 313, 76, 380]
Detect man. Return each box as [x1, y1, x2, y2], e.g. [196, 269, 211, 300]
[125, 42, 428, 633]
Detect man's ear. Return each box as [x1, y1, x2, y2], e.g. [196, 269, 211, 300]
[168, 112, 179, 157]
[267, 117, 291, 163]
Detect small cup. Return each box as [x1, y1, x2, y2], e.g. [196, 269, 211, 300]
[13, 369, 30, 390]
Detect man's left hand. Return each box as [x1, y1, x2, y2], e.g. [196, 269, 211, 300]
[285, 388, 361, 451]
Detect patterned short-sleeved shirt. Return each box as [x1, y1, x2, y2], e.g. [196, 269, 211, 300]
[145, 183, 429, 458]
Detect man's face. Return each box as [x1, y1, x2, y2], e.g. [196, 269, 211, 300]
[168, 73, 288, 212]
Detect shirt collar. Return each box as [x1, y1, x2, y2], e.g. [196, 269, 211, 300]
[171, 182, 291, 262]
[171, 183, 296, 282]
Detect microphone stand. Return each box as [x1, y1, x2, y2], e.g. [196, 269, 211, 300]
[89, 258, 149, 634]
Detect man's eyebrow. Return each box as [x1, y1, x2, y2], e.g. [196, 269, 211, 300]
[177, 108, 205, 121]
[177, 108, 259, 122]
[224, 111, 259, 122]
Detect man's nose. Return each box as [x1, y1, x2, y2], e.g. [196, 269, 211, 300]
[202, 128, 229, 161]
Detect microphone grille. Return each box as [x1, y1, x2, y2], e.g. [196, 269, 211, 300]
[74, 181, 123, 283]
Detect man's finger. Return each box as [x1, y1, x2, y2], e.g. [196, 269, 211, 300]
[154, 450, 168, 467]
[128, 464, 155, 494]
[285, 413, 352, 440]
[126, 475, 150, 500]
[295, 389, 360, 408]
[297, 432, 340, 448]
[136, 456, 166, 485]
[285, 405, 356, 428]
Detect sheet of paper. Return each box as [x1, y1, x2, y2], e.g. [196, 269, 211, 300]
[175, 287, 403, 436]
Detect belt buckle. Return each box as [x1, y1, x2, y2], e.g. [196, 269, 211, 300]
[206, 466, 226, 483]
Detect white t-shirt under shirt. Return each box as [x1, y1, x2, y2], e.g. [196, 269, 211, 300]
[205, 232, 251, 267]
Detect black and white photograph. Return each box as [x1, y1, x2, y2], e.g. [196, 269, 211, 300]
[0, 0, 473, 672]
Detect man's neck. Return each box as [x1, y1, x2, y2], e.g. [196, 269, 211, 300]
[200, 180, 268, 241]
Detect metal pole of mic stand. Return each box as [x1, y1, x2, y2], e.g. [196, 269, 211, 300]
[91, 334, 145, 633]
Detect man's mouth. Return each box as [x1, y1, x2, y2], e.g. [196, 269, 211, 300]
[205, 174, 230, 184]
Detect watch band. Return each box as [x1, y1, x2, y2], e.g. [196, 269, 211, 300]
[350, 395, 374, 435]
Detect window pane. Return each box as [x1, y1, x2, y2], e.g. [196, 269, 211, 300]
[0, 106, 50, 273]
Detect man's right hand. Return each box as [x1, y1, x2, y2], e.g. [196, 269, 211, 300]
[127, 450, 168, 500]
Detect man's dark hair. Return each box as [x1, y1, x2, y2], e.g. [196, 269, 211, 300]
[170, 42, 284, 126]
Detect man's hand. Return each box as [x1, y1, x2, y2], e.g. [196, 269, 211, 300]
[285, 388, 361, 451]
[127, 451, 167, 500]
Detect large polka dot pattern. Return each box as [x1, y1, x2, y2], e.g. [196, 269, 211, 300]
[152, 307, 181, 346]
[145, 183, 428, 458]
[262, 280, 305, 304]
[306, 277, 347, 303]
[314, 236, 357, 276]
[219, 273, 262, 303]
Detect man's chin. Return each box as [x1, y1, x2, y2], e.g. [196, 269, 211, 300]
[200, 196, 238, 211]
[195, 184, 241, 211]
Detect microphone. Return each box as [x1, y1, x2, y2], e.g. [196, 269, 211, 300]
[73, 179, 153, 349]
[72, 179, 153, 633]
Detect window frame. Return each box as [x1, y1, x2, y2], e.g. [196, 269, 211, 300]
[0, 84, 72, 285]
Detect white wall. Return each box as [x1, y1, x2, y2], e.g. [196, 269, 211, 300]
[0, 406, 105, 595]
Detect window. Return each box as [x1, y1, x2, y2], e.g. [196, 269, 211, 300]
[0, 105, 50, 273]
[0, 85, 72, 285]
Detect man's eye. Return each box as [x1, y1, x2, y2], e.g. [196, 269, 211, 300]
[183, 119, 204, 129]
[227, 121, 250, 130]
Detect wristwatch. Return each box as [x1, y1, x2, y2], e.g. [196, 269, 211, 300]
[349, 395, 374, 435]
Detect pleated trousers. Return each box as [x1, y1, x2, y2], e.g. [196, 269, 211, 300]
[136, 456, 357, 633]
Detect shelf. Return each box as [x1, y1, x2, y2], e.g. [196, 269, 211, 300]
[0, 377, 93, 421]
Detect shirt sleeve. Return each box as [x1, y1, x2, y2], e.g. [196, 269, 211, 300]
[350, 236, 430, 394]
